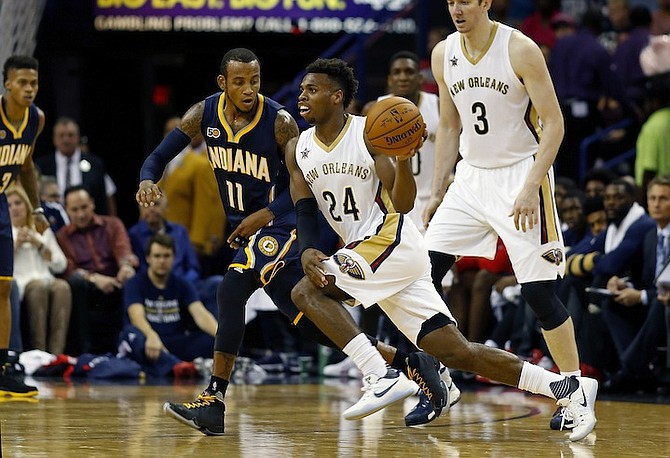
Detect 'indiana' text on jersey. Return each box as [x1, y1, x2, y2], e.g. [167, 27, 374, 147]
[201, 92, 288, 228]
[0, 97, 39, 194]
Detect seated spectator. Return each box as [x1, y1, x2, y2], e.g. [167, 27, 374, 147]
[582, 167, 618, 199]
[57, 186, 138, 355]
[602, 175, 670, 391]
[118, 233, 216, 377]
[560, 189, 588, 249]
[39, 175, 69, 233]
[7, 186, 71, 355]
[35, 117, 117, 216]
[128, 196, 222, 317]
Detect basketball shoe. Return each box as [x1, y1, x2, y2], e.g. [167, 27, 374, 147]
[342, 366, 416, 420]
[405, 352, 448, 416]
[405, 365, 461, 426]
[550, 406, 575, 431]
[163, 389, 225, 436]
[552, 376, 598, 441]
[0, 363, 38, 397]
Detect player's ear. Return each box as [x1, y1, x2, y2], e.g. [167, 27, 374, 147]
[216, 74, 226, 91]
[331, 88, 343, 105]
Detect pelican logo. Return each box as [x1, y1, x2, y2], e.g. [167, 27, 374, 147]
[541, 248, 564, 266]
[206, 127, 221, 138]
[334, 253, 365, 280]
[258, 236, 279, 257]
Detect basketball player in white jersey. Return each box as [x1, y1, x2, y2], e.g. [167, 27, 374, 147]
[287, 57, 597, 441]
[422, 0, 590, 432]
[362, 51, 440, 233]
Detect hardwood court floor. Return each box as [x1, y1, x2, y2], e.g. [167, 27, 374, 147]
[1, 376, 669, 457]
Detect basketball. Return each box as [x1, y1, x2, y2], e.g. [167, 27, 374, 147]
[364, 96, 425, 156]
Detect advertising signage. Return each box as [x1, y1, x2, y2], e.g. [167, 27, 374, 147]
[94, 0, 417, 34]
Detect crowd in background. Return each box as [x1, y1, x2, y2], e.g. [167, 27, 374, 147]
[9, 0, 670, 392]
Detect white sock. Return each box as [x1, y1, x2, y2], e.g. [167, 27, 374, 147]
[342, 333, 387, 378]
[561, 370, 581, 378]
[517, 361, 565, 399]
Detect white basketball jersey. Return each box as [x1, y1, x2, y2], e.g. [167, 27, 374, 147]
[295, 115, 395, 243]
[443, 22, 541, 168]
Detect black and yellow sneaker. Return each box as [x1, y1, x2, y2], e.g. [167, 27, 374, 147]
[0, 363, 38, 397]
[163, 390, 225, 436]
[405, 352, 448, 417]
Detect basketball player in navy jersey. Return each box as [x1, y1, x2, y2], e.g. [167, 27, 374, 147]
[137, 48, 439, 435]
[0, 55, 48, 396]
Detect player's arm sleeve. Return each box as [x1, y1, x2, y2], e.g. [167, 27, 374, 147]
[295, 198, 320, 255]
[139, 128, 192, 181]
[267, 187, 294, 219]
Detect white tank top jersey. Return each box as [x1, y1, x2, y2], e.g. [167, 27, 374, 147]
[378, 91, 438, 202]
[295, 115, 396, 243]
[443, 22, 541, 168]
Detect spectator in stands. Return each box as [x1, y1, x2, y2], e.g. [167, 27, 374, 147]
[119, 233, 217, 377]
[602, 175, 670, 391]
[7, 185, 71, 354]
[549, 9, 624, 180]
[651, 0, 670, 35]
[582, 167, 618, 199]
[39, 175, 69, 232]
[57, 186, 138, 355]
[128, 196, 222, 317]
[520, 0, 562, 58]
[635, 72, 670, 194]
[561, 189, 589, 249]
[35, 117, 117, 216]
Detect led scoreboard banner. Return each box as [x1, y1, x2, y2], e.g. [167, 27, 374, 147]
[94, 0, 417, 33]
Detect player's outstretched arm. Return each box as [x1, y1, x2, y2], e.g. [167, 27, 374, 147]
[21, 108, 48, 232]
[136, 101, 204, 207]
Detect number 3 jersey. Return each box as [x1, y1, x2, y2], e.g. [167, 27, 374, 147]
[201, 92, 292, 229]
[0, 97, 39, 195]
[443, 22, 540, 168]
[295, 114, 397, 244]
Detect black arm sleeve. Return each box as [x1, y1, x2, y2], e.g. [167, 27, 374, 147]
[295, 197, 320, 255]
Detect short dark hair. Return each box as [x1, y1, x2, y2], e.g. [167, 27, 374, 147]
[389, 51, 420, 70]
[146, 233, 176, 256]
[583, 167, 617, 188]
[609, 177, 636, 197]
[63, 185, 90, 202]
[305, 58, 358, 109]
[220, 48, 259, 77]
[3, 55, 38, 83]
[583, 195, 604, 215]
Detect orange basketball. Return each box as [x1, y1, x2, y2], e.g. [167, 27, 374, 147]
[364, 96, 425, 156]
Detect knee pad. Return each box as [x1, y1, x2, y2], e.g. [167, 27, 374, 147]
[521, 280, 569, 330]
[429, 251, 456, 296]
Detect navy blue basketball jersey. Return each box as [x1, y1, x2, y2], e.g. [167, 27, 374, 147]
[0, 97, 39, 195]
[201, 92, 292, 229]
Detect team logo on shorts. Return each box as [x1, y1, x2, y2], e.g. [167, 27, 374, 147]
[0, 130, 5, 139]
[258, 236, 279, 256]
[334, 253, 365, 280]
[541, 248, 564, 266]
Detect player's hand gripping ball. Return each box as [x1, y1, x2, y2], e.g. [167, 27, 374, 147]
[365, 96, 425, 158]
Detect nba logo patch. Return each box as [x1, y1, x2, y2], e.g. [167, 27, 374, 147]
[541, 248, 564, 266]
[334, 253, 365, 280]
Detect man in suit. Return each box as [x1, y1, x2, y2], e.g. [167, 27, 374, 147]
[35, 117, 116, 216]
[603, 175, 670, 391]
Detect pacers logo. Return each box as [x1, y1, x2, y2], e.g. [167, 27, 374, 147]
[334, 253, 365, 280]
[258, 236, 279, 257]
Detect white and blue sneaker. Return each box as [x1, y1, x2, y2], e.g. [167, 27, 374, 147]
[342, 367, 416, 420]
[555, 376, 598, 441]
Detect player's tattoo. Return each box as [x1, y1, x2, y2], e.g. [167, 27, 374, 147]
[181, 101, 205, 138]
[275, 109, 299, 153]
